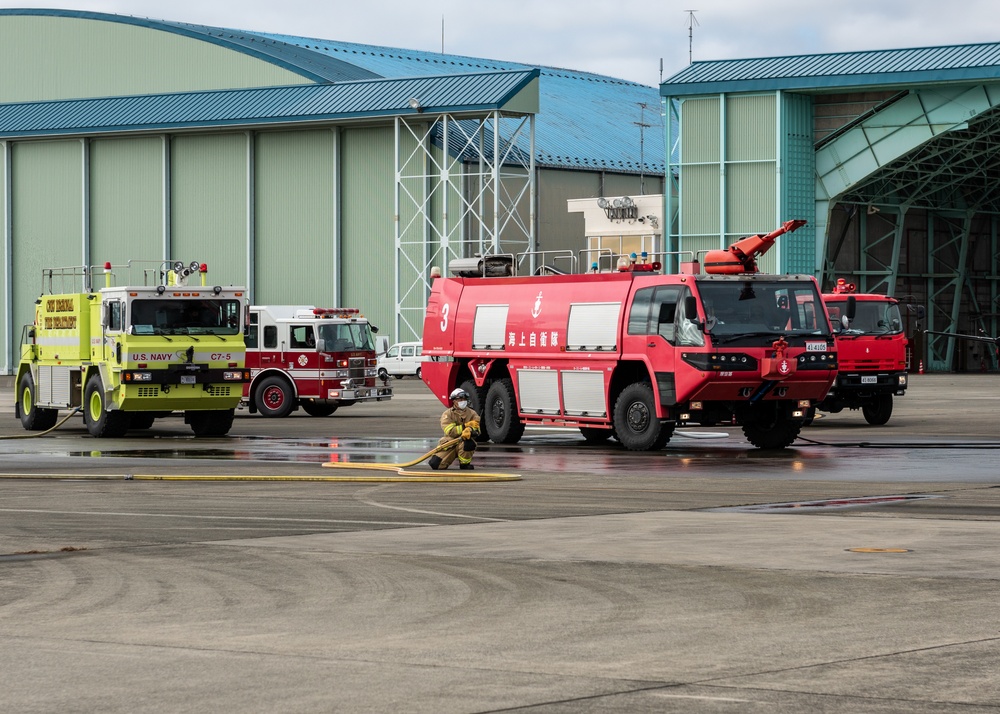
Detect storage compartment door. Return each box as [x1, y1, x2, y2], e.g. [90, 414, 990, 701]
[566, 303, 620, 351]
[561, 370, 607, 417]
[516, 369, 561, 415]
[473, 305, 509, 350]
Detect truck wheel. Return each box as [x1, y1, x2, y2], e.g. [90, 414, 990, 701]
[741, 403, 801, 449]
[84, 376, 130, 438]
[188, 409, 235, 436]
[254, 376, 294, 418]
[458, 378, 490, 443]
[18, 372, 59, 431]
[579, 426, 612, 443]
[613, 382, 671, 451]
[862, 394, 893, 425]
[484, 378, 525, 444]
[302, 402, 338, 417]
[129, 413, 157, 430]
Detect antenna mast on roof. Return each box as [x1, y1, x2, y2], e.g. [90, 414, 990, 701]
[685, 10, 699, 65]
[441, 15, 445, 53]
[634, 103, 652, 195]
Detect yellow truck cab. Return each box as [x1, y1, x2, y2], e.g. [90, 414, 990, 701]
[15, 260, 249, 437]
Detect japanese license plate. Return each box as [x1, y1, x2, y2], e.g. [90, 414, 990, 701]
[860, 375, 877, 384]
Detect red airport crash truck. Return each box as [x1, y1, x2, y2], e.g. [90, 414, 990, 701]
[243, 305, 391, 417]
[421, 220, 839, 450]
[817, 279, 909, 425]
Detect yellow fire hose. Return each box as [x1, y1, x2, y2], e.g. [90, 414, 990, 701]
[0, 408, 82, 440]
[321, 436, 521, 482]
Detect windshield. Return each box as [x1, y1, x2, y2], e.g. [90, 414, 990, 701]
[696, 280, 831, 341]
[130, 298, 242, 336]
[317, 322, 375, 352]
[827, 299, 903, 336]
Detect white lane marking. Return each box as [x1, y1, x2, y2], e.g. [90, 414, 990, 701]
[652, 693, 752, 703]
[354, 485, 509, 522]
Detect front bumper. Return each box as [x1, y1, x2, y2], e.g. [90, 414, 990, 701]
[325, 385, 393, 402]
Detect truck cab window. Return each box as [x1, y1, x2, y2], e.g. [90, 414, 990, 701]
[106, 301, 123, 332]
[264, 325, 277, 349]
[291, 326, 315, 348]
[627, 287, 654, 335]
[650, 286, 681, 343]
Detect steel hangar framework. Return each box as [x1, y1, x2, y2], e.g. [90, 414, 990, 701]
[662, 44, 1000, 371]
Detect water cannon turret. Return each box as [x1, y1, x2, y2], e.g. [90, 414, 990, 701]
[703, 219, 807, 275]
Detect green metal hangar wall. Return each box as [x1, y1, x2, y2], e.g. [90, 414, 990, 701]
[0, 9, 663, 374]
[662, 44, 1000, 371]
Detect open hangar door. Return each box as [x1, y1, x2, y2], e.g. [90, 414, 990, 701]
[822, 104, 1000, 373]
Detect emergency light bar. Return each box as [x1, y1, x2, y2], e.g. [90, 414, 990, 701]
[832, 278, 857, 294]
[310, 307, 362, 318]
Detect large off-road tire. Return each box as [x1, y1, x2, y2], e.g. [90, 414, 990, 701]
[18, 372, 58, 431]
[862, 394, 893, 425]
[254, 375, 295, 418]
[613, 382, 672, 451]
[302, 402, 338, 417]
[579, 426, 613, 443]
[188, 409, 236, 437]
[483, 378, 525, 444]
[84, 375, 130, 438]
[741, 403, 801, 449]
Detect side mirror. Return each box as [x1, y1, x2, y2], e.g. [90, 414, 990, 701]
[684, 295, 698, 320]
[370, 324, 379, 334]
[845, 295, 857, 321]
[101, 304, 110, 328]
[315, 338, 326, 353]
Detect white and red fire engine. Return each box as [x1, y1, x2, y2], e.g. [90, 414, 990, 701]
[244, 305, 391, 417]
[816, 279, 910, 425]
[421, 220, 839, 450]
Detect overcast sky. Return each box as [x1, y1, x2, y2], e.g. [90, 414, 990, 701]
[5, 0, 1000, 86]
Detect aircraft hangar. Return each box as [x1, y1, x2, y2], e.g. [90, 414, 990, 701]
[662, 44, 1000, 371]
[0, 9, 662, 374]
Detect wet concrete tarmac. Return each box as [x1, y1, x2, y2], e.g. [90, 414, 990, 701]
[2, 375, 1000, 712]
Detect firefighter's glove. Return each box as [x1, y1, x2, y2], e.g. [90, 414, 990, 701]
[463, 439, 478, 452]
[461, 427, 473, 440]
[467, 420, 481, 434]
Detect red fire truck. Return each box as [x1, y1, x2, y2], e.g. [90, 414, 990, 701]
[421, 220, 839, 450]
[243, 305, 391, 417]
[817, 279, 909, 425]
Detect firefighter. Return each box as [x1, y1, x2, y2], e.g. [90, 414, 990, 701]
[428, 388, 481, 470]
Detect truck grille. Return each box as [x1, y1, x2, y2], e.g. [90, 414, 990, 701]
[349, 357, 367, 380]
[205, 385, 236, 397]
[137, 387, 160, 398]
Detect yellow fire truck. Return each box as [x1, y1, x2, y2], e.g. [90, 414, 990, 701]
[15, 260, 250, 437]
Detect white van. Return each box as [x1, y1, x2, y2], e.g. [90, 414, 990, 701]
[377, 341, 428, 379]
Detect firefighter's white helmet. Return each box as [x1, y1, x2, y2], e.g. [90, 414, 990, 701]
[450, 388, 470, 402]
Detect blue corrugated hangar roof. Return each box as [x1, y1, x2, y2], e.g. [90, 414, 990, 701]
[662, 42, 1000, 96]
[0, 71, 539, 136]
[0, 9, 663, 175]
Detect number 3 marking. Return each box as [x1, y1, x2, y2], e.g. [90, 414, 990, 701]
[440, 303, 450, 331]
